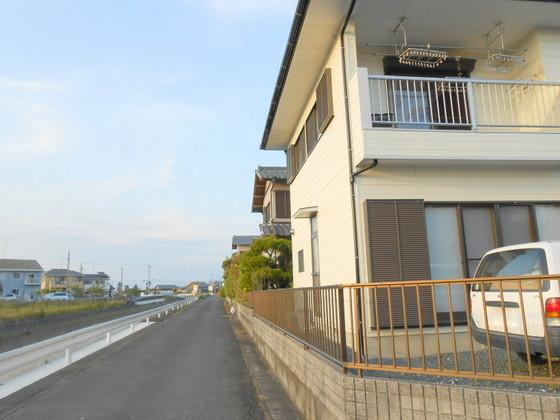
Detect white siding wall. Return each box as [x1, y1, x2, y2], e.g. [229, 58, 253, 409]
[539, 29, 560, 80]
[290, 38, 357, 288]
[354, 163, 560, 282]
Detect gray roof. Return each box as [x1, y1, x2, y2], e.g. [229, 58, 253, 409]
[83, 272, 110, 280]
[45, 269, 84, 277]
[155, 284, 178, 289]
[260, 223, 292, 238]
[255, 166, 287, 182]
[0, 259, 43, 271]
[232, 235, 260, 249]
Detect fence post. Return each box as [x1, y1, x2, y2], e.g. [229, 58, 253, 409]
[106, 332, 111, 344]
[303, 289, 310, 347]
[337, 287, 347, 367]
[65, 347, 72, 365]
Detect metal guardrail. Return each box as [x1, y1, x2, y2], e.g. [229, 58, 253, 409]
[368, 75, 560, 130]
[248, 276, 560, 385]
[0, 296, 198, 385]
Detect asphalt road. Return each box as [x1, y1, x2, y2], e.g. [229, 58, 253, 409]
[0, 296, 265, 420]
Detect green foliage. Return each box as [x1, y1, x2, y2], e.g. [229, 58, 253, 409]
[69, 285, 84, 298]
[221, 236, 293, 300]
[128, 285, 141, 297]
[88, 286, 105, 296]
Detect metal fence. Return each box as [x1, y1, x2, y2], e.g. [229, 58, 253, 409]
[368, 75, 560, 130]
[247, 275, 560, 385]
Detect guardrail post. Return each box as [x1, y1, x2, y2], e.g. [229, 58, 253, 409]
[130, 323, 134, 333]
[165, 309, 169, 315]
[145, 317, 149, 323]
[158, 312, 161, 319]
[65, 347, 72, 365]
[106, 332, 111, 344]
[337, 287, 347, 366]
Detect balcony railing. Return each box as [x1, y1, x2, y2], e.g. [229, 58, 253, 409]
[247, 275, 560, 385]
[368, 75, 560, 130]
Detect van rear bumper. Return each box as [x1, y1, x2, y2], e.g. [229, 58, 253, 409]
[470, 319, 560, 357]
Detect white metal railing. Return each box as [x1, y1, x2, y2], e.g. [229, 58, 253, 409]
[0, 296, 198, 393]
[368, 75, 560, 130]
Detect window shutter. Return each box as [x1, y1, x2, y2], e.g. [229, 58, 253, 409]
[287, 146, 295, 182]
[316, 68, 334, 133]
[305, 107, 319, 154]
[274, 191, 290, 219]
[365, 200, 434, 328]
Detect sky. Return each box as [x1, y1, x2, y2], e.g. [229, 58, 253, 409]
[0, 0, 297, 287]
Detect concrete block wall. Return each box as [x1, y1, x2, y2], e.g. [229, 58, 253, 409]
[238, 304, 560, 420]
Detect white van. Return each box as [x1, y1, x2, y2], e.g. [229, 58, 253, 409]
[470, 241, 560, 362]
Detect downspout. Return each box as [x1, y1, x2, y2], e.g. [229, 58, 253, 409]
[339, 0, 360, 284]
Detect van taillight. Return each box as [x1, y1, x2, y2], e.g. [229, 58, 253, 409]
[545, 298, 560, 318]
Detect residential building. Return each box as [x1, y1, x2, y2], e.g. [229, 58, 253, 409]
[42, 269, 84, 291]
[231, 235, 260, 254]
[207, 281, 221, 294]
[82, 272, 110, 291]
[260, 0, 560, 322]
[252, 166, 291, 238]
[188, 281, 208, 295]
[0, 259, 43, 300]
[154, 284, 178, 295]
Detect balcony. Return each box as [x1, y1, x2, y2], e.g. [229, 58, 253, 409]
[350, 69, 560, 165]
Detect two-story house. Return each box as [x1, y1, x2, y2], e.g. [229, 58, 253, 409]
[82, 272, 110, 292]
[231, 235, 260, 254]
[261, 0, 560, 323]
[0, 259, 43, 300]
[251, 166, 292, 238]
[42, 269, 84, 292]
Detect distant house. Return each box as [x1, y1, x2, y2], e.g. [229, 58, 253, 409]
[0, 259, 43, 301]
[185, 281, 208, 295]
[252, 166, 291, 238]
[207, 281, 221, 294]
[154, 284, 178, 295]
[231, 235, 260, 254]
[42, 269, 84, 291]
[82, 272, 111, 292]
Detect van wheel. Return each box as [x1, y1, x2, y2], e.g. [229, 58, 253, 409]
[516, 352, 547, 365]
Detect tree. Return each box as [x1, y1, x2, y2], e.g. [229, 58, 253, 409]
[69, 285, 84, 298]
[128, 285, 141, 297]
[221, 236, 293, 300]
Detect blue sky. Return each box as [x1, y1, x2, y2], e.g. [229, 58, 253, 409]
[0, 0, 296, 287]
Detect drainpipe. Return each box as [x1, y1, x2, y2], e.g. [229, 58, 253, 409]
[339, 0, 360, 284]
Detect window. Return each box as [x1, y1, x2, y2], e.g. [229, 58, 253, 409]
[426, 206, 466, 312]
[12, 289, 20, 295]
[462, 207, 498, 276]
[499, 205, 535, 246]
[29, 274, 35, 279]
[424, 202, 558, 279]
[316, 69, 334, 133]
[305, 107, 319, 154]
[264, 203, 271, 223]
[274, 191, 290, 219]
[310, 216, 320, 283]
[534, 205, 560, 240]
[298, 249, 304, 273]
[13, 272, 20, 279]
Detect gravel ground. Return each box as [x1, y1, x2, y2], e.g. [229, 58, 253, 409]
[357, 347, 560, 393]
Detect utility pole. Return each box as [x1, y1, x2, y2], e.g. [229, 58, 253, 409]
[1, 237, 9, 258]
[120, 267, 124, 284]
[147, 264, 151, 292]
[66, 251, 71, 292]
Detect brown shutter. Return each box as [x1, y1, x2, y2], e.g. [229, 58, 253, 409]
[365, 200, 434, 328]
[275, 191, 290, 219]
[316, 69, 334, 133]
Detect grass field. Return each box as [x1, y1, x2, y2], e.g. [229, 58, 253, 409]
[0, 299, 127, 323]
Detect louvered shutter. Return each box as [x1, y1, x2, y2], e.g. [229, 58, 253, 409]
[365, 200, 434, 328]
[316, 69, 334, 133]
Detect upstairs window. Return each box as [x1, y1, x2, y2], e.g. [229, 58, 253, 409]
[305, 107, 319, 154]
